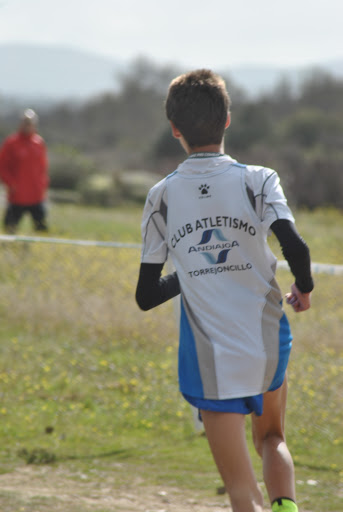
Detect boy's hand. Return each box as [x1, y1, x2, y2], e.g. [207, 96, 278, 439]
[285, 283, 311, 312]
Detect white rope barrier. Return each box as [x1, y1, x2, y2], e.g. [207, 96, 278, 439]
[0, 234, 141, 249]
[277, 259, 343, 276]
[0, 234, 341, 275]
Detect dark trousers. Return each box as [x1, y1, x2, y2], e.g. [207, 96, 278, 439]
[4, 202, 48, 233]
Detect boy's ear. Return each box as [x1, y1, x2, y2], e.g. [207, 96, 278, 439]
[170, 121, 182, 139]
[225, 113, 231, 129]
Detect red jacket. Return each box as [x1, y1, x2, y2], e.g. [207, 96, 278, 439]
[0, 132, 49, 205]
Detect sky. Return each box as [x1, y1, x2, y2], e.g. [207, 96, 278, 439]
[0, 0, 342, 70]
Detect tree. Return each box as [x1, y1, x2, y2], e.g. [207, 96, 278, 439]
[299, 69, 343, 113]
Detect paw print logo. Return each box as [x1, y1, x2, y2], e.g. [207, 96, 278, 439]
[199, 184, 210, 195]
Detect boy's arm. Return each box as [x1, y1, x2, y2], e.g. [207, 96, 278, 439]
[285, 283, 311, 313]
[137, 179, 174, 310]
[270, 219, 313, 312]
[135, 262, 180, 311]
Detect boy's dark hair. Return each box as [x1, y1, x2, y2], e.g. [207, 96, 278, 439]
[165, 69, 231, 148]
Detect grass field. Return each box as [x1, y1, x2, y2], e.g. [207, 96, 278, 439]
[0, 204, 341, 511]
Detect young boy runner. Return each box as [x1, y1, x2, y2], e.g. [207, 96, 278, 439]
[136, 69, 314, 512]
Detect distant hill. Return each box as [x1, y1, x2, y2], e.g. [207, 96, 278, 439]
[226, 59, 343, 97]
[0, 44, 123, 102]
[0, 43, 343, 103]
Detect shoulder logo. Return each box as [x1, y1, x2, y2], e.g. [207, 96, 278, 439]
[198, 184, 211, 198]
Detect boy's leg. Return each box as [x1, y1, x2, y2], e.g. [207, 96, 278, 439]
[201, 410, 264, 512]
[251, 376, 297, 507]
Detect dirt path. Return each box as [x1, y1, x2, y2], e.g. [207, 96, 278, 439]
[0, 465, 316, 512]
[0, 465, 232, 511]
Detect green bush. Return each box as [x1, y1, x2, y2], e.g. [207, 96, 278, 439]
[79, 174, 118, 207]
[117, 170, 161, 203]
[49, 144, 96, 190]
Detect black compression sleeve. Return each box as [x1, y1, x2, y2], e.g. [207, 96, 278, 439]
[270, 219, 314, 293]
[135, 262, 180, 311]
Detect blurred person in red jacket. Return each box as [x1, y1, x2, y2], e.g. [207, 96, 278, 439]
[0, 109, 49, 233]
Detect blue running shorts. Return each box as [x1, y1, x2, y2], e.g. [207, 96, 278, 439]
[182, 312, 292, 417]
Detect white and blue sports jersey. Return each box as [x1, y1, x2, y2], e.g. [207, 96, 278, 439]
[140, 153, 294, 400]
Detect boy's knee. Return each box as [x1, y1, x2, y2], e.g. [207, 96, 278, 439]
[253, 430, 285, 458]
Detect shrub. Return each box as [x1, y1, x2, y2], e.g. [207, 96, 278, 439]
[49, 144, 96, 190]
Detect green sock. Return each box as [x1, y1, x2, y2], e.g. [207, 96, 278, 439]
[271, 497, 298, 512]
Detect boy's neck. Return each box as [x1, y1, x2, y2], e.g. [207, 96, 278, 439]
[187, 143, 224, 155]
